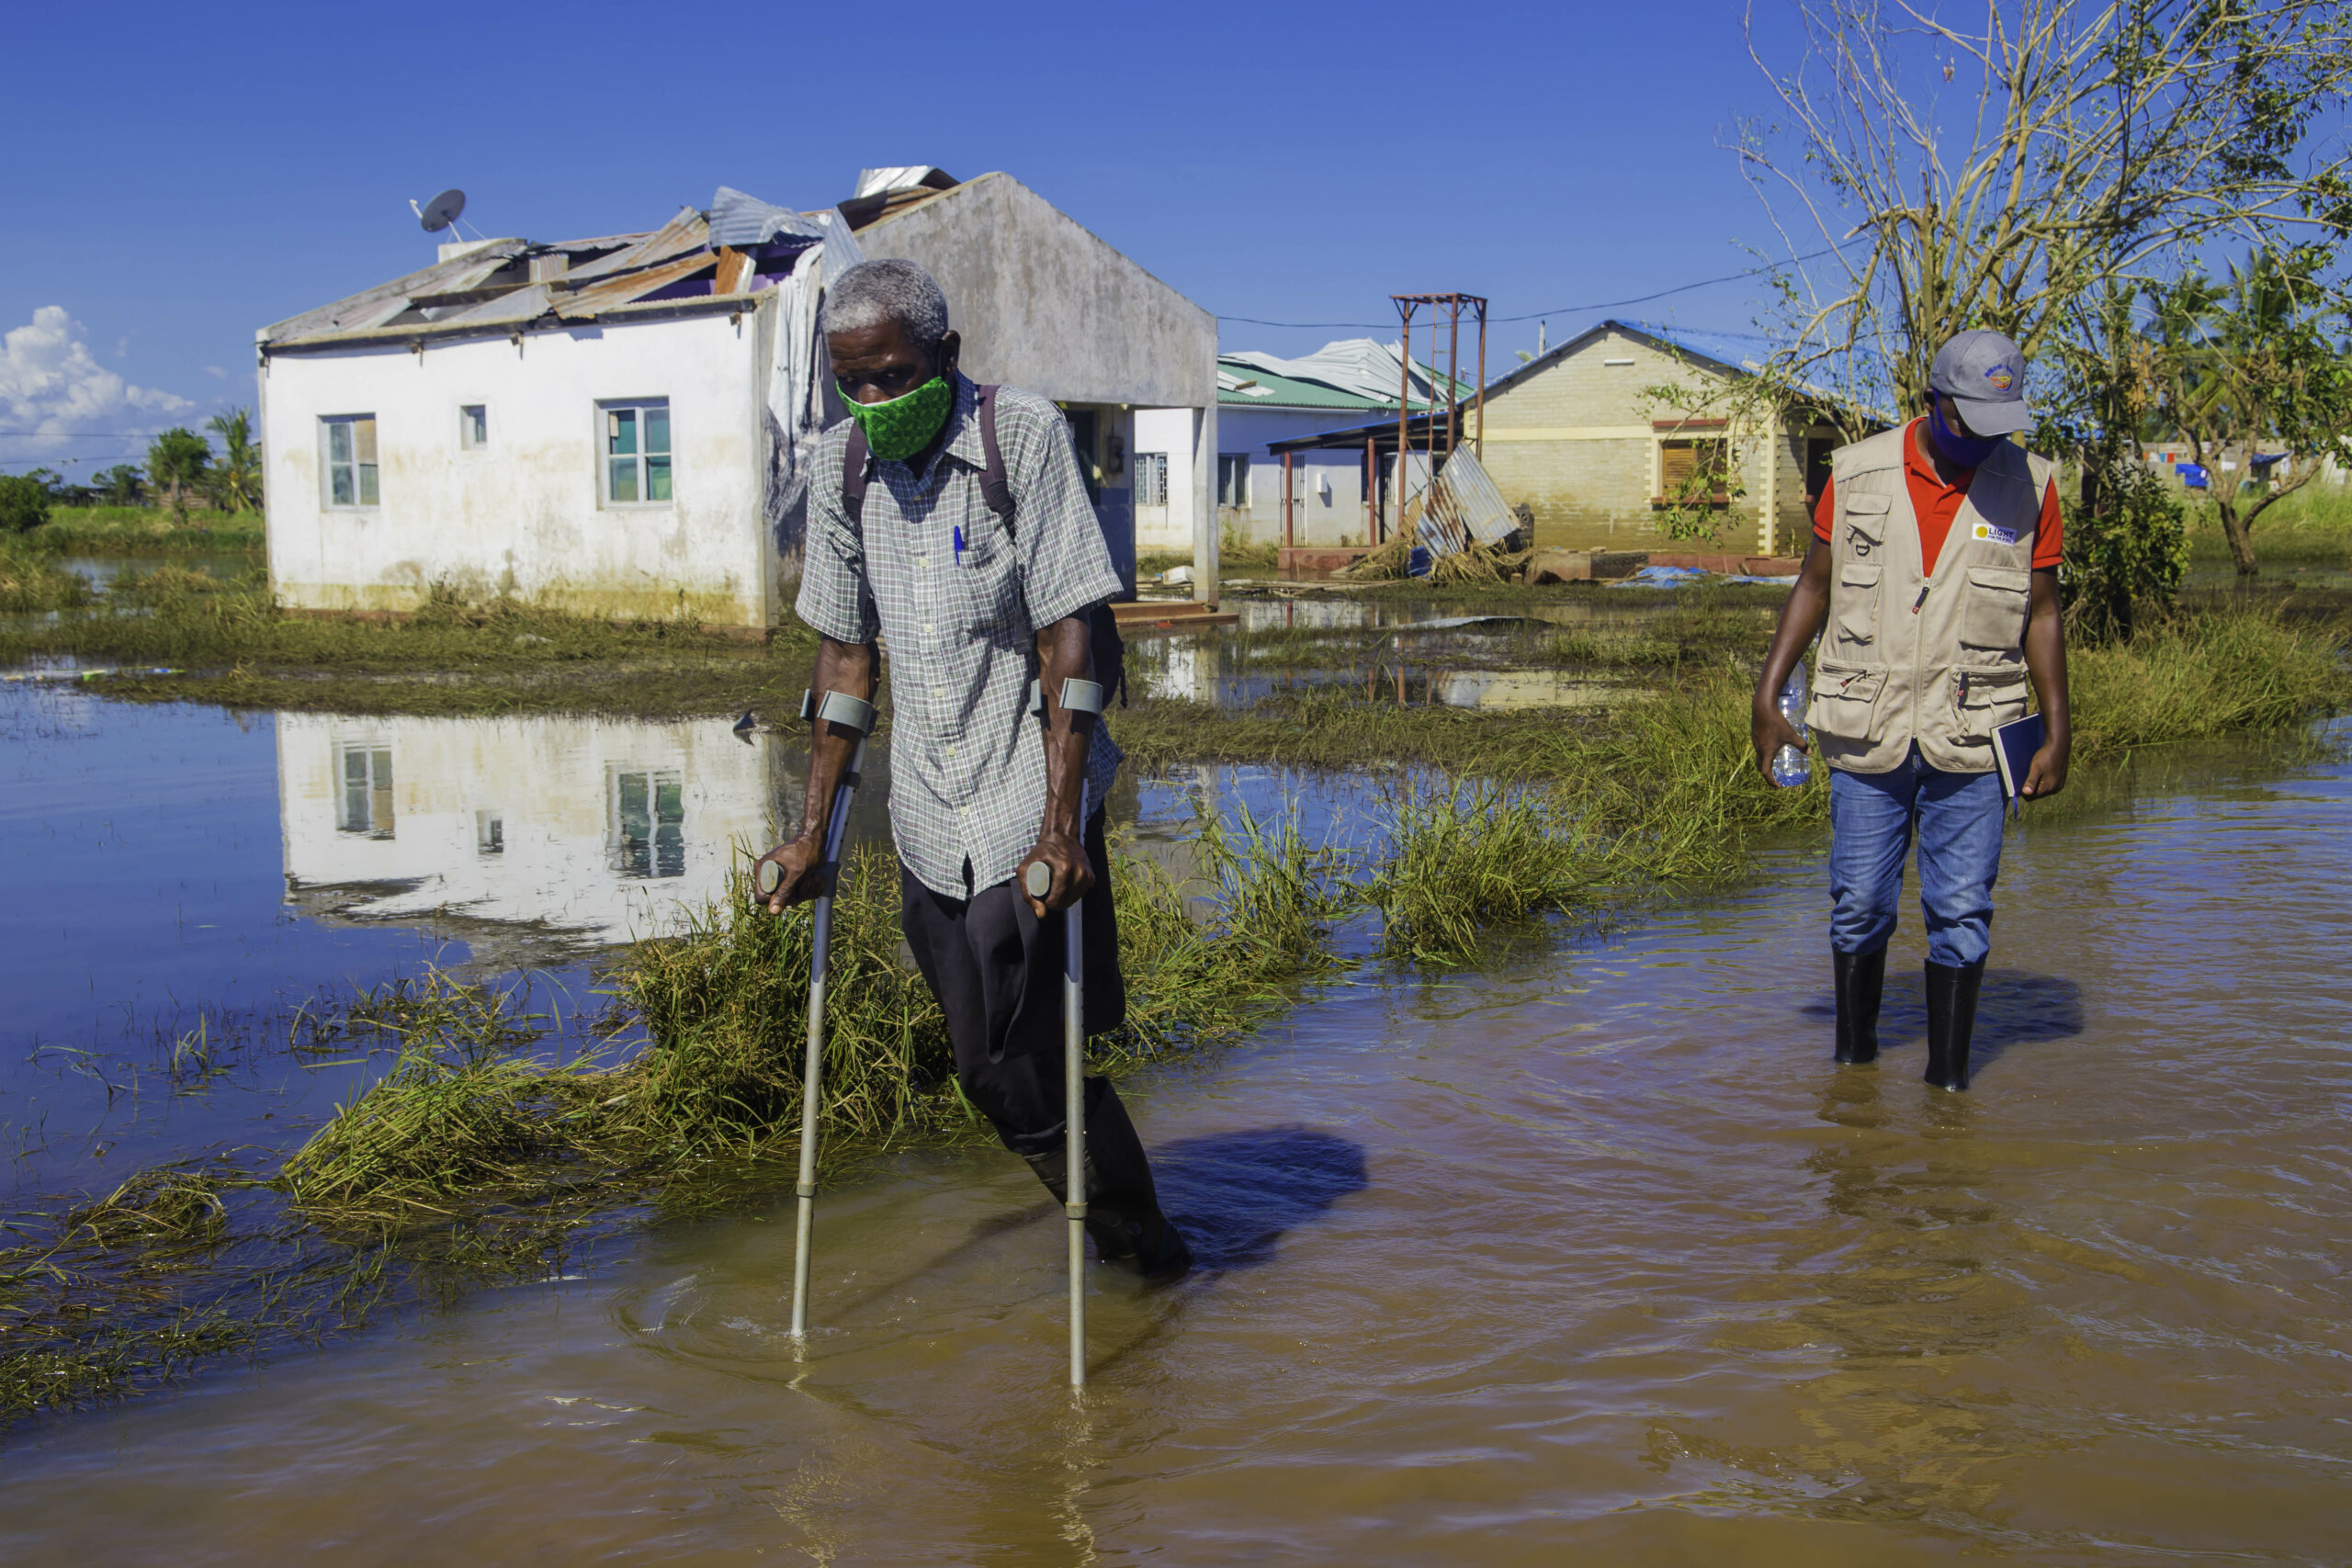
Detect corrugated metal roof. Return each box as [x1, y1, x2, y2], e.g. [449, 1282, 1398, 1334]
[260, 197, 818, 353]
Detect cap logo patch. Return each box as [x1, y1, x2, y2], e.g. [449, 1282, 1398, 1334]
[1984, 365, 2015, 391]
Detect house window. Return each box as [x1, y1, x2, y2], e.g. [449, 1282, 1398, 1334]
[337, 742, 394, 838]
[611, 768, 684, 879]
[476, 808, 504, 855]
[602, 400, 673, 504]
[1217, 454, 1250, 508]
[1136, 452, 1169, 507]
[1658, 438, 1730, 497]
[322, 415, 379, 507]
[460, 404, 489, 450]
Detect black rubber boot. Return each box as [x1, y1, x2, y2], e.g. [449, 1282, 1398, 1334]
[1924, 959, 1984, 1091]
[1833, 946, 1887, 1065]
[1014, 1079, 1192, 1281]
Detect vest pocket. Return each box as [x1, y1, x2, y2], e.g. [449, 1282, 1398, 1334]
[1806, 661, 1886, 741]
[1834, 561, 1882, 647]
[1961, 565, 2032, 649]
[1951, 666, 2030, 742]
[1841, 491, 1891, 555]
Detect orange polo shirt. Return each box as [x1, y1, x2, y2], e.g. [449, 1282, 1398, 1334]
[1813, 420, 2063, 575]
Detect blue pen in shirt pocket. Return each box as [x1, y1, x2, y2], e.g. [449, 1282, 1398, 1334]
[953, 525, 965, 564]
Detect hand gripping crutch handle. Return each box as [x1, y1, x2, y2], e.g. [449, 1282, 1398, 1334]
[788, 689, 872, 1341]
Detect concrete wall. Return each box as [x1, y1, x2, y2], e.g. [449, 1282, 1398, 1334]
[854, 174, 1216, 409]
[1214, 404, 1380, 547]
[261, 307, 773, 625]
[1134, 405, 1221, 554]
[1476, 326, 1813, 553]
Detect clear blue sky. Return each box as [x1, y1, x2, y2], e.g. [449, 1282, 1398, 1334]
[1, 0, 1795, 475]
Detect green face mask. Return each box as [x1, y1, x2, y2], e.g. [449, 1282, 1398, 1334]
[841, 376, 953, 461]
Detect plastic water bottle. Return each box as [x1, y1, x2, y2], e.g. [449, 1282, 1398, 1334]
[1770, 665, 1812, 787]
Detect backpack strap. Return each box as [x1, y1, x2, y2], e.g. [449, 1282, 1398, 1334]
[977, 383, 1015, 529]
[842, 421, 873, 525]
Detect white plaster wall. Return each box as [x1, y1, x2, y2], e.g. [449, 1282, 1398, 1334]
[261, 309, 771, 625]
[1131, 405, 1197, 551]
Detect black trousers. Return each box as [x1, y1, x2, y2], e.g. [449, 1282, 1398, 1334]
[898, 807, 1125, 1147]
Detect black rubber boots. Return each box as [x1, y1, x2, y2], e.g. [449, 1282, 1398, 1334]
[1924, 959, 1985, 1091]
[1832, 946, 1887, 1065]
[1013, 1077, 1193, 1281]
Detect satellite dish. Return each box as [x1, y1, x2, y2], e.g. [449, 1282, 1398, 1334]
[414, 188, 467, 233]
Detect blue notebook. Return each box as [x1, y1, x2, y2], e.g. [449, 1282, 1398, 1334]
[1994, 711, 2044, 812]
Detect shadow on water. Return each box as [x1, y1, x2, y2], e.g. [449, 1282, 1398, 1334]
[1150, 1124, 1369, 1272]
[1799, 967, 2086, 1071]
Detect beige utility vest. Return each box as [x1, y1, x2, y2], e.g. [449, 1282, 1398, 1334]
[1806, 424, 2051, 774]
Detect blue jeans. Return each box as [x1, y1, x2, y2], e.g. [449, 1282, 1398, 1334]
[1827, 748, 2005, 967]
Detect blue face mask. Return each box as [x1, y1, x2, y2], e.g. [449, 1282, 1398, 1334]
[1928, 400, 2003, 468]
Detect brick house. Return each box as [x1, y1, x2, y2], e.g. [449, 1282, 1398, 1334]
[1476, 319, 1860, 555]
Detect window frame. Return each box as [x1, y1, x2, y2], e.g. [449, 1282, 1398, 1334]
[598, 398, 674, 507]
[608, 765, 685, 880]
[320, 413, 380, 510]
[459, 403, 490, 452]
[335, 740, 395, 839]
[1136, 451, 1170, 509]
[1216, 452, 1250, 509]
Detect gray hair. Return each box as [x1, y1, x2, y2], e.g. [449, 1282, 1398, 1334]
[820, 258, 950, 345]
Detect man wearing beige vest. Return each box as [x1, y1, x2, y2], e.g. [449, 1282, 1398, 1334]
[1751, 330, 2072, 1090]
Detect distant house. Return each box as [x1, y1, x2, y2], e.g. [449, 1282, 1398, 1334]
[1213, 340, 1464, 549]
[255, 168, 1218, 627]
[1476, 319, 1865, 555]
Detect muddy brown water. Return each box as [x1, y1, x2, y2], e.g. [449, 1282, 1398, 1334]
[2, 684, 2349, 1562]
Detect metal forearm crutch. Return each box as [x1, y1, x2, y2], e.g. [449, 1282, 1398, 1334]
[1027, 673, 1105, 1388]
[760, 687, 874, 1341]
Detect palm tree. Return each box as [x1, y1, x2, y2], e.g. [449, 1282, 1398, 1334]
[144, 428, 211, 524]
[206, 408, 262, 514]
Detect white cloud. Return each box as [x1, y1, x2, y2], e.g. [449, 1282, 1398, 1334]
[204, 365, 227, 380]
[1, 306, 195, 458]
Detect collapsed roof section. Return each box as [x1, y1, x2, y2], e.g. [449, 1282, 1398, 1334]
[1219, 339, 1471, 411]
[261, 189, 865, 355]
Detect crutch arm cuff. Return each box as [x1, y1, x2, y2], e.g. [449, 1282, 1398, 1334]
[800, 688, 876, 736]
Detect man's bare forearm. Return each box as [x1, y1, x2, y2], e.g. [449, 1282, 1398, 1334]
[1757, 537, 1834, 710]
[2022, 570, 2070, 745]
[799, 637, 878, 841]
[1034, 615, 1096, 844]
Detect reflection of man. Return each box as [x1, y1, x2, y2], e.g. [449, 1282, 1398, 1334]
[753, 260, 1190, 1278]
[1752, 330, 2073, 1090]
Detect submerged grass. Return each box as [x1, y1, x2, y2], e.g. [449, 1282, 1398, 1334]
[0, 536, 99, 614]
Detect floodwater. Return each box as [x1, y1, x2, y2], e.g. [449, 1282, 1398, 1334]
[4, 683, 2352, 1563]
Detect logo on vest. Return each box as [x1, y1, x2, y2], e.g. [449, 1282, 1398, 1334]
[1971, 520, 2018, 546]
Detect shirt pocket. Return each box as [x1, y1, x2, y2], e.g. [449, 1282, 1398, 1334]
[1841, 491, 1891, 557]
[1961, 565, 2032, 649]
[954, 513, 1022, 631]
[1806, 660, 1887, 741]
[1833, 561, 1882, 649]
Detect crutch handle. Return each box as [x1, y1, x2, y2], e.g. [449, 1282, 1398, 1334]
[1023, 861, 1053, 900]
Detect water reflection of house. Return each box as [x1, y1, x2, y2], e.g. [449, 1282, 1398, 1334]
[277, 714, 888, 954]
[256, 166, 1217, 626]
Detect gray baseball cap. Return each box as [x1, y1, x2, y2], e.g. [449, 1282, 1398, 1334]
[1929, 329, 2031, 436]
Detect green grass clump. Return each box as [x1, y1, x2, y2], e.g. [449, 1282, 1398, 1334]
[2070, 603, 2352, 756]
[1368, 786, 1613, 964]
[2184, 489, 2352, 564]
[29, 507, 266, 555]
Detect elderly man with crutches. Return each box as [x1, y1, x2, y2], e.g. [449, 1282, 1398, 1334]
[752, 261, 1193, 1337]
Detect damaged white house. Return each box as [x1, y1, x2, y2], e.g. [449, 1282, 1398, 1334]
[256, 168, 1219, 627]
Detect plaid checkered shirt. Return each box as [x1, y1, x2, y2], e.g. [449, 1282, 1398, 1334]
[796, 373, 1125, 900]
